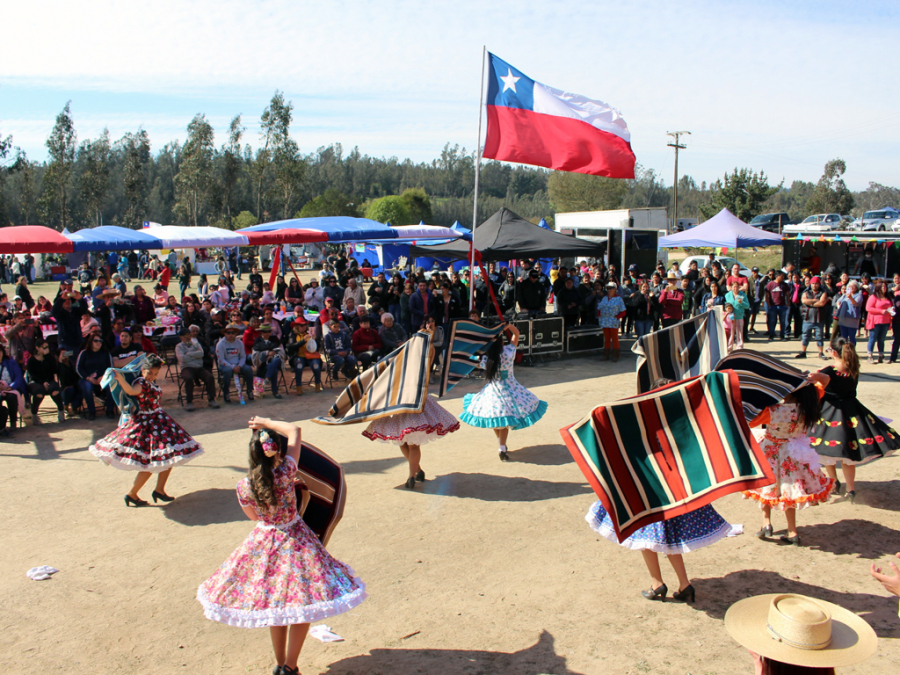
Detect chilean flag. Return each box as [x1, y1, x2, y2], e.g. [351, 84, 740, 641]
[483, 53, 636, 179]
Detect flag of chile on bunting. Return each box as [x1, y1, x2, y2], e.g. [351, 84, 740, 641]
[483, 53, 636, 179]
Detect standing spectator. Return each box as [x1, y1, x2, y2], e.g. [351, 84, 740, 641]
[247, 265, 263, 291]
[795, 276, 829, 360]
[518, 269, 547, 318]
[746, 266, 764, 334]
[657, 273, 685, 328]
[701, 279, 725, 313]
[765, 270, 790, 341]
[865, 280, 893, 364]
[399, 283, 414, 333]
[409, 280, 432, 330]
[52, 290, 88, 354]
[5, 311, 41, 366]
[786, 272, 805, 340]
[557, 277, 582, 328]
[75, 333, 114, 420]
[433, 281, 463, 336]
[131, 285, 156, 325]
[15, 276, 34, 310]
[26, 339, 64, 424]
[834, 280, 863, 345]
[178, 260, 192, 298]
[498, 272, 518, 318]
[630, 281, 656, 338]
[595, 282, 625, 362]
[724, 281, 750, 351]
[725, 263, 748, 293]
[215, 324, 254, 403]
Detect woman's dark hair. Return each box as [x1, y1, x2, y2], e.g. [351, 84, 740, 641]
[651, 377, 673, 389]
[83, 333, 104, 351]
[831, 337, 860, 379]
[247, 430, 279, 509]
[142, 353, 163, 371]
[484, 334, 505, 381]
[793, 383, 822, 432]
[758, 656, 834, 675]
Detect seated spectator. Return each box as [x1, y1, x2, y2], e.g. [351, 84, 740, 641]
[228, 309, 247, 333]
[0, 342, 26, 435]
[75, 333, 114, 420]
[111, 328, 144, 368]
[33, 295, 53, 315]
[175, 327, 219, 411]
[181, 299, 204, 330]
[215, 324, 254, 403]
[242, 294, 263, 322]
[260, 283, 276, 306]
[251, 324, 285, 399]
[304, 278, 323, 311]
[25, 339, 64, 424]
[352, 316, 383, 369]
[242, 316, 262, 354]
[131, 285, 156, 325]
[261, 306, 283, 342]
[5, 311, 42, 365]
[286, 318, 322, 394]
[324, 319, 357, 379]
[164, 294, 181, 313]
[57, 348, 82, 418]
[152, 284, 169, 307]
[378, 312, 408, 353]
[341, 296, 358, 325]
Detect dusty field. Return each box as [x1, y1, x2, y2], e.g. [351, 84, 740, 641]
[1, 329, 899, 675]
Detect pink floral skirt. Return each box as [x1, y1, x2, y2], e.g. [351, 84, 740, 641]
[742, 432, 834, 510]
[362, 397, 460, 446]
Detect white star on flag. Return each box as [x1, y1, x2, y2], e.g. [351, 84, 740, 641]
[500, 68, 520, 93]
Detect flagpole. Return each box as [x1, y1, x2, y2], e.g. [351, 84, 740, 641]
[469, 45, 487, 312]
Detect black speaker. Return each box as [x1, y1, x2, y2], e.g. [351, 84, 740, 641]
[513, 319, 531, 354]
[531, 317, 564, 355]
[566, 326, 604, 354]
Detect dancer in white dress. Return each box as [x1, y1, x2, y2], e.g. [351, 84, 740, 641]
[460, 323, 548, 460]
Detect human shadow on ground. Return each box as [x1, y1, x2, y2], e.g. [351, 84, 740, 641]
[422, 472, 592, 502]
[341, 456, 406, 475]
[0, 419, 103, 461]
[693, 569, 900, 638]
[793, 519, 900, 559]
[508, 443, 574, 466]
[162, 488, 245, 526]
[844, 478, 900, 512]
[323, 630, 587, 675]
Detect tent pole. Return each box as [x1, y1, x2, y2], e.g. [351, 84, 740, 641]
[469, 45, 487, 311]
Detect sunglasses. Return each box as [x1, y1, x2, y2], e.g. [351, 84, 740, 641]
[225, 331, 237, 336]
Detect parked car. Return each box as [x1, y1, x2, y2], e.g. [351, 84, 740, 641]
[679, 255, 751, 277]
[783, 213, 843, 232]
[851, 207, 900, 231]
[748, 212, 791, 233]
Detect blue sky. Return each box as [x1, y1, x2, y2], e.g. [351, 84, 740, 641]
[3, 0, 899, 191]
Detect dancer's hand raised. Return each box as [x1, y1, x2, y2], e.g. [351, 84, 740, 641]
[247, 416, 268, 430]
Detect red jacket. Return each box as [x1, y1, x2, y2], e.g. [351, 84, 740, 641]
[159, 266, 171, 288]
[658, 288, 685, 321]
[243, 327, 260, 354]
[352, 327, 382, 353]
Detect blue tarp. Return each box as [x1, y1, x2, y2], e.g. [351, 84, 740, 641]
[66, 226, 163, 252]
[239, 217, 471, 243]
[658, 208, 784, 249]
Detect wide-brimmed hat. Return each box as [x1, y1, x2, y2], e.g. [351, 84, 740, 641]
[225, 323, 243, 332]
[606, 281, 617, 289]
[724, 594, 877, 668]
[666, 272, 677, 281]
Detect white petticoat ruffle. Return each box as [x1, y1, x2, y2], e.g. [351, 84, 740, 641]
[89, 441, 204, 473]
[196, 569, 368, 628]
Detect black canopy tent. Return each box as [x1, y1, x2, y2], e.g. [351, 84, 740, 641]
[408, 208, 606, 261]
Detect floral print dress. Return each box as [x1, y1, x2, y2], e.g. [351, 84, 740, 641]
[89, 377, 203, 473]
[742, 403, 834, 510]
[460, 344, 548, 430]
[197, 455, 366, 627]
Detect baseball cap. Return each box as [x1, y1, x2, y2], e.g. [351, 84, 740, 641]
[811, 276, 821, 284]
[751, 266, 759, 272]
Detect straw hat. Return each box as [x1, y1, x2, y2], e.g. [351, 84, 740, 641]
[724, 594, 877, 668]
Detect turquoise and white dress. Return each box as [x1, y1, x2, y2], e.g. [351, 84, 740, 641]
[460, 344, 547, 430]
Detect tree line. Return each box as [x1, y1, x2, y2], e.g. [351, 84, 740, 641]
[1, 92, 897, 232]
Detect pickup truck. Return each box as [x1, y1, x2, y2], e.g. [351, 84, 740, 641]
[748, 212, 791, 232]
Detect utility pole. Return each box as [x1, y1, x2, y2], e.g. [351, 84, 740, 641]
[667, 131, 691, 233]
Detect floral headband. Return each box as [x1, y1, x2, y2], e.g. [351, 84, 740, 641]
[259, 430, 278, 458]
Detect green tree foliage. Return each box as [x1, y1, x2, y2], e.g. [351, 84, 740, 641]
[0, 126, 13, 226]
[174, 114, 215, 227]
[218, 115, 244, 227]
[118, 130, 151, 228]
[297, 188, 360, 218]
[77, 129, 110, 228]
[699, 168, 781, 221]
[365, 195, 411, 225]
[261, 91, 306, 220]
[805, 159, 854, 215]
[853, 182, 900, 216]
[232, 210, 258, 230]
[547, 171, 628, 212]
[39, 102, 77, 230]
[400, 187, 432, 224]
[764, 180, 815, 222]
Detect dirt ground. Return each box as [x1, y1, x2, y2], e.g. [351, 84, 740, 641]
[2, 295, 899, 674]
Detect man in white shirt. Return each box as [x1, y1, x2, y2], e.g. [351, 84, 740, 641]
[668, 261, 684, 279]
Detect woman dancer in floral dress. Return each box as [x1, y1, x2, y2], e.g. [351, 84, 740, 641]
[197, 417, 366, 675]
[89, 354, 203, 506]
[362, 327, 459, 489]
[460, 323, 548, 461]
[743, 384, 834, 546]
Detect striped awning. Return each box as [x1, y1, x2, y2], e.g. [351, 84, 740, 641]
[313, 332, 432, 425]
[561, 371, 774, 541]
[714, 350, 810, 422]
[632, 307, 727, 394]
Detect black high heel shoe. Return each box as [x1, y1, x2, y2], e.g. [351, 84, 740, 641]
[834, 479, 841, 495]
[415, 470, 426, 482]
[151, 491, 175, 503]
[671, 584, 696, 603]
[846, 490, 856, 503]
[779, 534, 802, 546]
[124, 495, 149, 507]
[756, 524, 773, 538]
[641, 583, 667, 601]
[405, 476, 417, 490]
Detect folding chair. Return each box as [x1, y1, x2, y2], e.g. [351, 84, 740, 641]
[176, 368, 210, 407]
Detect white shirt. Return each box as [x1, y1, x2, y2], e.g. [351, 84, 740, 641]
[668, 267, 683, 279]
